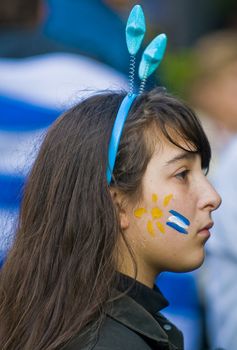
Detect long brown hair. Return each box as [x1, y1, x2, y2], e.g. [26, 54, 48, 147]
[0, 89, 211, 349]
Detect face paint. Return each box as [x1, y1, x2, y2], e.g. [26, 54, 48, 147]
[151, 207, 163, 219]
[147, 220, 155, 237]
[134, 208, 147, 218]
[134, 193, 174, 236]
[163, 194, 173, 207]
[156, 221, 165, 234]
[166, 210, 190, 234]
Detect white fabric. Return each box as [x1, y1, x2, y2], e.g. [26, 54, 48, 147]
[204, 135, 237, 350]
[0, 129, 45, 175]
[0, 52, 127, 109]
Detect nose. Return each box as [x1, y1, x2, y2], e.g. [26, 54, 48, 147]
[198, 178, 222, 212]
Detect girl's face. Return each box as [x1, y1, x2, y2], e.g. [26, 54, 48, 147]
[122, 134, 221, 282]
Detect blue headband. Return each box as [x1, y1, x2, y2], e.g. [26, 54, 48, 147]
[106, 5, 167, 184]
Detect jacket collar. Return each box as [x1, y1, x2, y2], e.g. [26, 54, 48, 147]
[116, 273, 169, 316]
[106, 290, 171, 348]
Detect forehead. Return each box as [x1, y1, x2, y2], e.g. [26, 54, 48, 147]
[153, 137, 198, 165]
[142, 125, 203, 179]
[145, 123, 197, 157]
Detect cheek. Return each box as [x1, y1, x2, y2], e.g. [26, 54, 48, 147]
[133, 192, 174, 237]
[166, 193, 194, 235]
[133, 192, 193, 238]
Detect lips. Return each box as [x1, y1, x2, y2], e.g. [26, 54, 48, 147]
[198, 222, 214, 232]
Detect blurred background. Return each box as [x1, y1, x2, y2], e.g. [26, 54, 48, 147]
[0, 1, 237, 349]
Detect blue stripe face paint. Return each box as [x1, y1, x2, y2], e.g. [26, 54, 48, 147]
[166, 222, 188, 234]
[166, 210, 190, 234]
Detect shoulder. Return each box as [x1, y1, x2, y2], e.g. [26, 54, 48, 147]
[64, 292, 171, 350]
[93, 316, 152, 350]
[64, 315, 152, 350]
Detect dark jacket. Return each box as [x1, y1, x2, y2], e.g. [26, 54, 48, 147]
[65, 287, 183, 350]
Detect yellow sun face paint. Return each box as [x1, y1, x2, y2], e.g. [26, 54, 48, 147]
[134, 208, 147, 218]
[147, 220, 155, 237]
[134, 193, 173, 237]
[156, 221, 165, 234]
[151, 207, 163, 219]
[163, 194, 173, 207]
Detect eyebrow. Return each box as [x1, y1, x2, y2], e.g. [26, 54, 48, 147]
[165, 150, 198, 166]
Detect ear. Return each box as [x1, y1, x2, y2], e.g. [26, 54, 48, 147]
[110, 188, 130, 230]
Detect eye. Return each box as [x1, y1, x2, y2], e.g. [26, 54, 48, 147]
[175, 169, 190, 180]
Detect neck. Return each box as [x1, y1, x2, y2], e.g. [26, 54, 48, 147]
[117, 254, 158, 289]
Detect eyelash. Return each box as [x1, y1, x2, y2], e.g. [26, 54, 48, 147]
[175, 169, 190, 181]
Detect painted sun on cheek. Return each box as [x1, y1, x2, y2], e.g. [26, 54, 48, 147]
[134, 193, 173, 237]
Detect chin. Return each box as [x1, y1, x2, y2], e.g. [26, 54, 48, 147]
[169, 251, 206, 273]
[184, 251, 206, 272]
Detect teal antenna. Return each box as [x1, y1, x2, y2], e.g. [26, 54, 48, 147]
[106, 5, 168, 184]
[126, 5, 146, 95]
[106, 5, 145, 184]
[138, 33, 167, 94]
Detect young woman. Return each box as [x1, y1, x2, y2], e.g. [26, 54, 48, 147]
[0, 88, 221, 349]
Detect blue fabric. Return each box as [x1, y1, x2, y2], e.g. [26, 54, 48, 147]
[0, 94, 60, 265]
[0, 95, 61, 131]
[156, 272, 203, 350]
[156, 272, 200, 312]
[44, 0, 129, 73]
[0, 253, 4, 268]
[0, 174, 24, 210]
